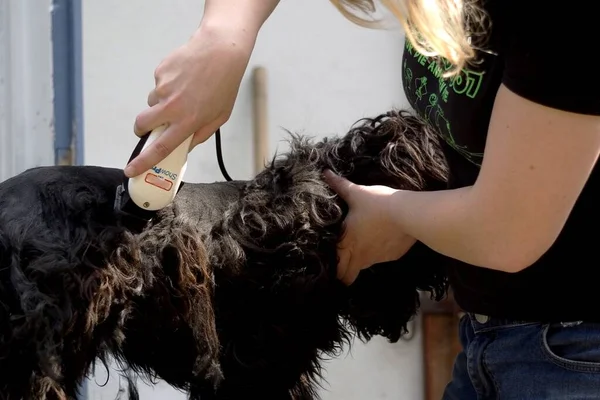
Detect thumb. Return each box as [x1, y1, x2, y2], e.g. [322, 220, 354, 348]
[323, 169, 357, 202]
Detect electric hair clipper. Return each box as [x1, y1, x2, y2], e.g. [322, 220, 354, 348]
[114, 125, 193, 221]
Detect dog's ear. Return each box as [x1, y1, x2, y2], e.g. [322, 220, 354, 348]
[323, 109, 449, 192]
[342, 242, 448, 343]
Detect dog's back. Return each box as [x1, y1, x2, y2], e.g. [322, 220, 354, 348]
[0, 167, 118, 398]
[0, 166, 236, 399]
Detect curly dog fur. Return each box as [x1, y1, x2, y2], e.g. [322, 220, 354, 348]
[0, 109, 449, 400]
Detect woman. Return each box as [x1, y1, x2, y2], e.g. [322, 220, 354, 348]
[127, 0, 600, 398]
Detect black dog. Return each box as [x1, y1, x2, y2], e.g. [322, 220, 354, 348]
[0, 110, 449, 400]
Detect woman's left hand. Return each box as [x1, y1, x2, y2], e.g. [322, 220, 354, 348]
[323, 170, 417, 285]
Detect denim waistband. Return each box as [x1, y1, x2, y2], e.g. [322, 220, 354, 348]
[466, 312, 584, 334]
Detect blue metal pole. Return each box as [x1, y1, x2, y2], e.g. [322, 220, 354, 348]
[51, 0, 87, 398]
[70, 0, 84, 166]
[51, 0, 73, 165]
[51, 0, 84, 166]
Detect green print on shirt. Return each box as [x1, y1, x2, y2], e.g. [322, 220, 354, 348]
[404, 40, 484, 166]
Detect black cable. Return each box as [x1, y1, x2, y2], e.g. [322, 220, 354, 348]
[214, 128, 233, 181]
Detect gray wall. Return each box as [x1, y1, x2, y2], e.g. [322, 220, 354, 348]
[0, 0, 54, 181]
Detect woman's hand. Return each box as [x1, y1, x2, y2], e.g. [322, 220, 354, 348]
[124, 22, 259, 177]
[323, 170, 417, 285]
[125, 0, 281, 178]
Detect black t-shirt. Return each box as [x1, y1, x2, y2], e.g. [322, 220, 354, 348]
[402, 0, 600, 322]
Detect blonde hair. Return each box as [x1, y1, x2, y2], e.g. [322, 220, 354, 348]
[329, 0, 488, 76]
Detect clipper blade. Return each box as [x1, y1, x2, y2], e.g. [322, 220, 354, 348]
[114, 183, 156, 223]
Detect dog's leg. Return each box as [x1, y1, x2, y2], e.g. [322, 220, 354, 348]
[26, 373, 71, 400]
[288, 373, 320, 400]
[0, 264, 72, 400]
[0, 364, 70, 400]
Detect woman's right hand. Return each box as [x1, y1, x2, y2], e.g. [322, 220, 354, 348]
[125, 0, 279, 178]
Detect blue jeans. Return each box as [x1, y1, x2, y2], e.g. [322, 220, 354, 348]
[442, 313, 600, 399]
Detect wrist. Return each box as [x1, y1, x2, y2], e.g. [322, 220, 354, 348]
[199, 0, 279, 39]
[385, 189, 408, 228]
[198, 18, 259, 41]
[194, 19, 257, 45]
[188, 21, 257, 63]
[386, 188, 444, 245]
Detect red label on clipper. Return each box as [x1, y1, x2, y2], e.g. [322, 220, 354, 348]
[144, 173, 173, 191]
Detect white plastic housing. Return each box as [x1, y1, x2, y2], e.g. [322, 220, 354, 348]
[128, 125, 193, 211]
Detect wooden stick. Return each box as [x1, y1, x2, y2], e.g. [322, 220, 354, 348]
[423, 313, 461, 400]
[252, 66, 269, 175]
[421, 291, 462, 400]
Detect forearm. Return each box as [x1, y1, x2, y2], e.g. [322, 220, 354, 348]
[389, 186, 538, 273]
